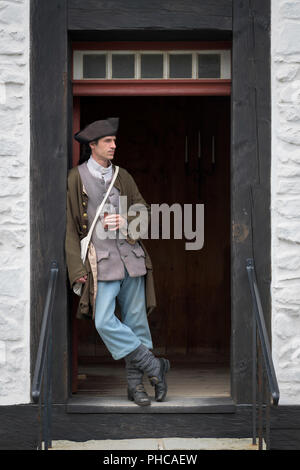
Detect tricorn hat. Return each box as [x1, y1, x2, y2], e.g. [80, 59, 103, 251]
[74, 117, 119, 144]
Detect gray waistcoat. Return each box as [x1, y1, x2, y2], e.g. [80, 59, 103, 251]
[78, 161, 147, 281]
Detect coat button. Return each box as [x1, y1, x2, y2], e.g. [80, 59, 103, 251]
[82, 201, 87, 207]
[83, 212, 88, 218]
[83, 224, 87, 230]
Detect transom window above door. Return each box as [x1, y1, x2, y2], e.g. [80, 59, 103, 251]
[73, 50, 231, 80]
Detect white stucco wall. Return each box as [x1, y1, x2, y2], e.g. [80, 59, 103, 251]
[271, 0, 300, 404]
[0, 0, 30, 404]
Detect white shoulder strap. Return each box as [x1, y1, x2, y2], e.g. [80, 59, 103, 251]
[85, 165, 119, 245]
[74, 166, 120, 296]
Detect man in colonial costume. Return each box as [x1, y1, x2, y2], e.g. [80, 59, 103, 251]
[65, 117, 170, 406]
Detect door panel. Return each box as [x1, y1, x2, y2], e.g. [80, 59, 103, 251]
[74, 95, 230, 365]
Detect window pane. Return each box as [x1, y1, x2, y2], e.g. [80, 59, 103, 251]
[198, 54, 220, 78]
[83, 54, 106, 78]
[169, 54, 192, 78]
[112, 54, 135, 78]
[141, 54, 163, 78]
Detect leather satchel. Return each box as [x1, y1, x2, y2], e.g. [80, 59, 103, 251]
[73, 165, 120, 296]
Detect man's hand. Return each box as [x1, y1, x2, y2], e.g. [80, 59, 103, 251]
[103, 214, 127, 231]
[75, 274, 87, 283]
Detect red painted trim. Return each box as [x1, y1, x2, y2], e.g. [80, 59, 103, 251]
[72, 41, 231, 96]
[72, 79, 231, 96]
[72, 41, 232, 51]
[72, 96, 81, 166]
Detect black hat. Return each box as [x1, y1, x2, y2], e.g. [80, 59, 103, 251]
[74, 117, 119, 144]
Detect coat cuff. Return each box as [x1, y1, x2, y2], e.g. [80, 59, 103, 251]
[70, 268, 88, 288]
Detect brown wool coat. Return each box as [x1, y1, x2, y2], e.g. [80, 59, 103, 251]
[65, 163, 157, 320]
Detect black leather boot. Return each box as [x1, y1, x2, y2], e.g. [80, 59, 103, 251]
[124, 355, 151, 406]
[127, 383, 151, 406]
[148, 358, 171, 401]
[125, 344, 170, 402]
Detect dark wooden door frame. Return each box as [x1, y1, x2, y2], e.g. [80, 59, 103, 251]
[30, 0, 271, 405]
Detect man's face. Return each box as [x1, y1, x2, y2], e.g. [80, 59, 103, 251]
[89, 135, 116, 162]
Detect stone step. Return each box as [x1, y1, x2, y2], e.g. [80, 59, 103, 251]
[66, 395, 236, 413]
[49, 437, 263, 450]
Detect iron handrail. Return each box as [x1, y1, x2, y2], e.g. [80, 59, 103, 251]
[246, 258, 279, 450]
[246, 258, 279, 405]
[31, 261, 58, 449]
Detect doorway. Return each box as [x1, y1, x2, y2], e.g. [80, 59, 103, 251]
[71, 95, 231, 398]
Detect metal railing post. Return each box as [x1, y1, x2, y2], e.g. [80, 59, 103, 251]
[246, 258, 280, 451]
[252, 305, 257, 445]
[43, 351, 49, 450]
[258, 340, 263, 450]
[47, 316, 53, 449]
[31, 261, 58, 451]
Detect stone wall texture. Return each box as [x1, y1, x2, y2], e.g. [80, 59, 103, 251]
[271, 0, 300, 404]
[0, 0, 30, 405]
